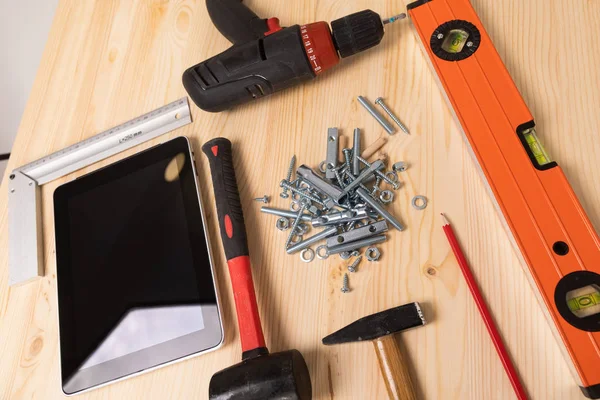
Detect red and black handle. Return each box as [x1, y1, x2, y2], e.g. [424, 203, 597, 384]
[202, 138, 267, 359]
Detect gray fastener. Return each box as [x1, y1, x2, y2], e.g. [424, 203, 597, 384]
[261, 206, 312, 221]
[342, 148, 353, 171]
[333, 168, 346, 189]
[285, 203, 308, 249]
[280, 180, 327, 207]
[357, 156, 399, 190]
[280, 155, 296, 198]
[341, 273, 350, 293]
[286, 226, 339, 254]
[357, 96, 395, 135]
[352, 128, 361, 176]
[276, 218, 290, 231]
[254, 195, 270, 203]
[356, 188, 405, 231]
[366, 247, 381, 261]
[375, 97, 410, 135]
[348, 256, 362, 273]
[392, 161, 408, 172]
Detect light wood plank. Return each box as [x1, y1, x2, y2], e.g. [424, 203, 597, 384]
[1, 0, 599, 398]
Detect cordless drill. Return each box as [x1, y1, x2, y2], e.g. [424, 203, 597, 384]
[183, 0, 404, 112]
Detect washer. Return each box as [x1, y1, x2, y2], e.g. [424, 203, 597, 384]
[366, 247, 381, 262]
[339, 251, 352, 260]
[316, 245, 329, 260]
[290, 235, 302, 244]
[290, 201, 301, 212]
[300, 248, 315, 263]
[276, 218, 290, 231]
[318, 161, 328, 174]
[385, 171, 398, 183]
[412, 195, 428, 210]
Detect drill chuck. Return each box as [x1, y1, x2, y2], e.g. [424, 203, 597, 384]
[331, 10, 386, 58]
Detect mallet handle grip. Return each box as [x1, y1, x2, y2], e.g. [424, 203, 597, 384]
[202, 138, 266, 354]
[373, 335, 417, 400]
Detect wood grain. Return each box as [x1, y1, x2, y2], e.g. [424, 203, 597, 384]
[374, 335, 417, 400]
[1, 0, 599, 399]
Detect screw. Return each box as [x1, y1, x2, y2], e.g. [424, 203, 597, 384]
[357, 156, 399, 190]
[357, 96, 395, 135]
[333, 168, 346, 189]
[375, 98, 410, 135]
[285, 203, 308, 249]
[341, 273, 350, 293]
[348, 256, 362, 273]
[280, 180, 326, 207]
[466, 41, 473, 47]
[371, 176, 383, 196]
[342, 149, 353, 171]
[437, 33, 444, 39]
[280, 155, 296, 199]
[254, 195, 269, 203]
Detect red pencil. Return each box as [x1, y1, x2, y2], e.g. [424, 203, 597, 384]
[441, 213, 528, 400]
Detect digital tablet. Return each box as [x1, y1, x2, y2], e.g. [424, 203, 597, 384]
[54, 137, 223, 395]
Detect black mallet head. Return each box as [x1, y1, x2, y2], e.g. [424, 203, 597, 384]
[209, 349, 312, 400]
[322, 302, 426, 345]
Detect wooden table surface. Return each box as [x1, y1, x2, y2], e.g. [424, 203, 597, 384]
[1, 0, 599, 399]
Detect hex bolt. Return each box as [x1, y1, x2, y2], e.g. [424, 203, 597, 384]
[254, 195, 270, 203]
[280, 155, 296, 198]
[375, 97, 410, 135]
[280, 180, 327, 207]
[348, 256, 362, 273]
[341, 273, 350, 293]
[357, 156, 399, 190]
[357, 96, 395, 135]
[285, 203, 308, 249]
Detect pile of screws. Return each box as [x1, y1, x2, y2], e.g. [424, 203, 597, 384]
[261, 128, 414, 292]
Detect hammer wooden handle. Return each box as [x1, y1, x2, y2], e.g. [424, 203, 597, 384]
[373, 335, 417, 400]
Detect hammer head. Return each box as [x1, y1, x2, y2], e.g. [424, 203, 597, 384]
[209, 349, 312, 400]
[322, 302, 426, 345]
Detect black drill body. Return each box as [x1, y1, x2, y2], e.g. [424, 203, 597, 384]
[183, 25, 314, 112]
[183, 0, 390, 112]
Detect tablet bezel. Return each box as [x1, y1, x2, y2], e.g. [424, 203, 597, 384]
[53, 136, 224, 395]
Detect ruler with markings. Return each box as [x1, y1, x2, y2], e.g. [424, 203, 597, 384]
[8, 98, 192, 286]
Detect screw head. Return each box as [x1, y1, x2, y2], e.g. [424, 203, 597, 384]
[9, 174, 15, 180]
[437, 33, 444, 39]
[466, 41, 473, 47]
[348, 266, 356, 273]
[280, 192, 290, 199]
[341, 287, 350, 293]
[279, 179, 288, 188]
[375, 97, 383, 105]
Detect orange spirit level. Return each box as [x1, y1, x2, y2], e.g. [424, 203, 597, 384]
[408, 0, 600, 397]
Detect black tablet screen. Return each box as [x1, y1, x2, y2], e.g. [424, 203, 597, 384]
[54, 137, 221, 392]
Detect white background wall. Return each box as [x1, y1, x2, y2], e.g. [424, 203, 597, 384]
[0, 0, 58, 181]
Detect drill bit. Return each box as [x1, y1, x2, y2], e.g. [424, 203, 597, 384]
[382, 13, 407, 25]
